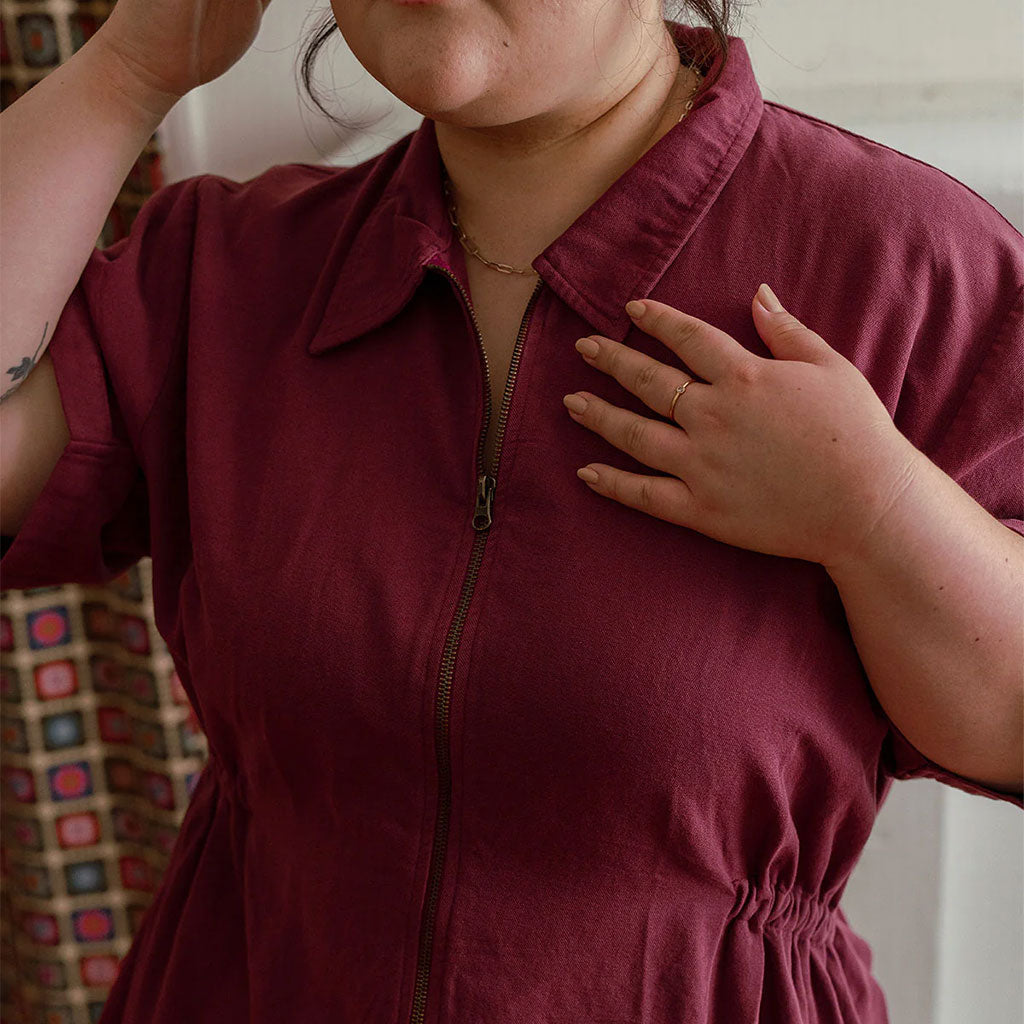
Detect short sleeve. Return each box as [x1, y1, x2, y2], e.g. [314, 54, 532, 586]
[881, 283, 1024, 809]
[0, 174, 206, 591]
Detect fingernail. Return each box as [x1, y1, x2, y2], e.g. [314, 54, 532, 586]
[575, 337, 601, 358]
[625, 299, 646, 318]
[756, 283, 783, 312]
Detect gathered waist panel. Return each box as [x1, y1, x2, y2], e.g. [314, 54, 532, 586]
[730, 878, 839, 945]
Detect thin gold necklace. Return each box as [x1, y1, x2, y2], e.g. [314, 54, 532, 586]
[443, 61, 705, 277]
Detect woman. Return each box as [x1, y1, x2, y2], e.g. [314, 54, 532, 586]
[1, 0, 1021, 1021]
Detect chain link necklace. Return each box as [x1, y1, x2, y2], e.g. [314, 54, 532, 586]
[442, 60, 705, 277]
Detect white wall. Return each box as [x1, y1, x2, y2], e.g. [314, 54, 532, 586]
[157, 5, 1024, 1023]
[936, 791, 1024, 1024]
[157, 2, 423, 184]
[743, 0, 1024, 230]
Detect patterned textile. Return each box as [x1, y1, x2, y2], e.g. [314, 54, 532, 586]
[0, 7, 205, 1023]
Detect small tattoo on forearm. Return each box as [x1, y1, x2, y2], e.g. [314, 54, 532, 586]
[0, 322, 50, 405]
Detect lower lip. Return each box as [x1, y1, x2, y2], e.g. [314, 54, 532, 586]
[392, 0, 446, 5]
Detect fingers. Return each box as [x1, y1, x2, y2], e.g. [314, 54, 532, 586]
[626, 298, 755, 384]
[563, 390, 689, 477]
[574, 333, 707, 423]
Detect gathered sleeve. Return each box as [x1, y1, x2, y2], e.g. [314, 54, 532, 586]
[0, 174, 206, 591]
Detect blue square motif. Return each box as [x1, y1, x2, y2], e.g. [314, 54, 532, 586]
[65, 860, 108, 895]
[42, 711, 85, 750]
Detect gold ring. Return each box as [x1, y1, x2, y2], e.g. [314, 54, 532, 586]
[668, 379, 694, 422]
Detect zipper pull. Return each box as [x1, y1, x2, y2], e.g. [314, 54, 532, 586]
[473, 473, 496, 531]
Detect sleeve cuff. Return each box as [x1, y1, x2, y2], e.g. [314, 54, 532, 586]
[885, 717, 1023, 809]
[0, 439, 146, 591]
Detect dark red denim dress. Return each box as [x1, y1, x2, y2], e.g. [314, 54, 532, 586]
[2, 20, 1021, 1024]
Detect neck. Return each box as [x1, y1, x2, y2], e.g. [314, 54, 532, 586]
[435, 29, 701, 273]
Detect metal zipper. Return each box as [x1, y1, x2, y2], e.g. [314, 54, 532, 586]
[408, 264, 543, 1024]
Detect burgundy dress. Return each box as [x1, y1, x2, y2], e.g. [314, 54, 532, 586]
[2, 20, 1021, 1024]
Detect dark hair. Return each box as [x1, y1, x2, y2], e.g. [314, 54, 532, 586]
[296, 1, 747, 135]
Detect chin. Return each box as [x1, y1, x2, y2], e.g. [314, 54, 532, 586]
[380, 74, 481, 121]
[340, 10, 525, 124]
[380, 72, 529, 126]
[377, 51, 500, 118]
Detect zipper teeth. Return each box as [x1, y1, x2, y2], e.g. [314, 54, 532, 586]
[408, 529, 485, 1024]
[408, 265, 542, 1024]
[427, 264, 543, 478]
[434, 265, 492, 478]
[491, 278, 544, 478]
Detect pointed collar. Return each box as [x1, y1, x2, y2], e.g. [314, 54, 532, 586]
[306, 21, 763, 356]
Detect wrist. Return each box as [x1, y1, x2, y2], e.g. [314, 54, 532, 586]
[822, 435, 931, 581]
[86, 27, 185, 125]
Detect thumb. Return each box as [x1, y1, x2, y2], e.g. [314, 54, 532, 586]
[752, 283, 832, 363]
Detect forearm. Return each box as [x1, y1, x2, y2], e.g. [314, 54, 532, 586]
[824, 448, 1024, 792]
[0, 29, 180, 404]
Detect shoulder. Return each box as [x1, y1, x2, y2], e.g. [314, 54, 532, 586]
[745, 101, 1021, 464]
[756, 100, 1022, 271]
[183, 133, 417, 240]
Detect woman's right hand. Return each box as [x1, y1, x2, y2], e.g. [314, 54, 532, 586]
[94, 0, 276, 103]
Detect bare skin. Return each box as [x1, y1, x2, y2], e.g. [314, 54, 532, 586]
[460, 56, 701, 472]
